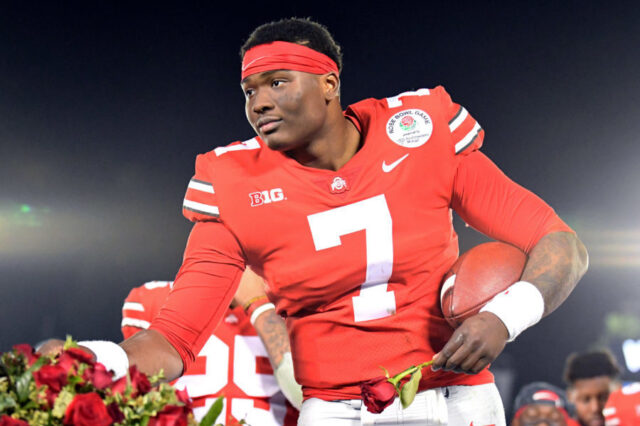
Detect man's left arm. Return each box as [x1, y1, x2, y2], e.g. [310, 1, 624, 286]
[521, 230, 588, 316]
[433, 151, 588, 374]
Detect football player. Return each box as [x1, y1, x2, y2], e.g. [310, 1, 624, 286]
[121, 271, 300, 424]
[510, 381, 579, 426]
[563, 350, 620, 426]
[40, 17, 588, 425]
[604, 381, 640, 425]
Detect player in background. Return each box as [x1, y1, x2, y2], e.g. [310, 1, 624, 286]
[603, 381, 640, 425]
[510, 381, 578, 426]
[563, 350, 621, 426]
[562, 349, 640, 426]
[121, 270, 300, 425]
[39, 18, 589, 425]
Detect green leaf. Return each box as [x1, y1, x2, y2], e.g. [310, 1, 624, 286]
[149, 369, 165, 385]
[199, 396, 224, 426]
[15, 370, 33, 404]
[0, 358, 9, 378]
[378, 365, 390, 378]
[63, 335, 77, 351]
[26, 356, 48, 374]
[0, 392, 18, 413]
[400, 369, 422, 409]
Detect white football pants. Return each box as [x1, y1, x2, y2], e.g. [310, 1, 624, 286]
[298, 383, 506, 425]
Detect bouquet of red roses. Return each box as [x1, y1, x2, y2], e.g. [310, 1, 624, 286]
[0, 338, 225, 426]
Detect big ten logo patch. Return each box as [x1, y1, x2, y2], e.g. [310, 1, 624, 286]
[249, 188, 285, 206]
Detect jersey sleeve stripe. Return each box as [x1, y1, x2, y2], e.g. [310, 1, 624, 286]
[448, 106, 468, 132]
[455, 122, 482, 154]
[143, 281, 173, 290]
[183, 199, 220, 217]
[122, 302, 144, 312]
[188, 179, 215, 194]
[385, 88, 431, 108]
[214, 137, 261, 156]
[121, 318, 151, 329]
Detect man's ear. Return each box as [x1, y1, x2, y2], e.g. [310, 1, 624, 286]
[322, 72, 340, 101]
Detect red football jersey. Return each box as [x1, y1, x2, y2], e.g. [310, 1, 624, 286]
[604, 382, 640, 425]
[122, 282, 298, 426]
[152, 86, 572, 401]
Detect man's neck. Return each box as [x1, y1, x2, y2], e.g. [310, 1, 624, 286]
[286, 113, 361, 172]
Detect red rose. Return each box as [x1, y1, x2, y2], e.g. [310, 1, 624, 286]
[0, 415, 29, 426]
[43, 388, 58, 408]
[57, 347, 94, 372]
[34, 364, 68, 392]
[360, 376, 397, 414]
[128, 365, 151, 396]
[63, 392, 112, 426]
[175, 387, 192, 408]
[13, 344, 39, 366]
[148, 405, 189, 426]
[56, 352, 76, 373]
[109, 365, 151, 397]
[64, 347, 95, 365]
[106, 401, 125, 424]
[83, 363, 113, 389]
[110, 376, 127, 395]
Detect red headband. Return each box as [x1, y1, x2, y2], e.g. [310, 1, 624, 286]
[241, 41, 339, 80]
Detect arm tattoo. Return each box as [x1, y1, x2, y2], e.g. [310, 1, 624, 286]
[252, 309, 291, 368]
[521, 231, 588, 316]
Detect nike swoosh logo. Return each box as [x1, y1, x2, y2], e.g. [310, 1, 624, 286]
[242, 56, 267, 72]
[382, 154, 410, 173]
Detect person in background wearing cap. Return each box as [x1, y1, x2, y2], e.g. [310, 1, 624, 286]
[39, 17, 589, 425]
[511, 381, 579, 426]
[563, 350, 621, 426]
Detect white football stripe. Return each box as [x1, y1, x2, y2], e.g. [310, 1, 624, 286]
[455, 122, 482, 153]
[143, 281, 172, 290]
[121, 318, 151, 329]
[448, 107, 468, 132]
[122, 302, 144, 312]
[183, 199, 220, 216]
[188, 180, 214, 194]
[440, 274, 456, 305]
[214, 137, 260, 156]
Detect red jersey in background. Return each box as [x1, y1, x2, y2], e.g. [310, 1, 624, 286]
[122, 281, 298, 425]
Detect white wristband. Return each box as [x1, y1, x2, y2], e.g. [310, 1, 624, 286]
[250, 303, 276, 326]
[479, 281, 544, 342]
[78, 340, 129, 379]
[274, 352, 303, 410]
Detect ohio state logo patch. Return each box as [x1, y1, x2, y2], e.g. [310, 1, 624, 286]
[386, 109, 433, 148]
[330, 176, 349, 194]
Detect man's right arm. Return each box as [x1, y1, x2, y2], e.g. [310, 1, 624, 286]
[120, 329, 184, 380]
[36, 331, 183, 380]
[147, 220, 245, 374]
[40, 221, 245, 381]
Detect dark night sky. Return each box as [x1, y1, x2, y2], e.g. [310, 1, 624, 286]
[1, 0, 639, 412]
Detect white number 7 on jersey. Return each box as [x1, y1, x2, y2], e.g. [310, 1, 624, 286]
[307, 194, 396, 322]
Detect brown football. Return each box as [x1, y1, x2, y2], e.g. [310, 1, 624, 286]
[440, 242, 527, 328]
